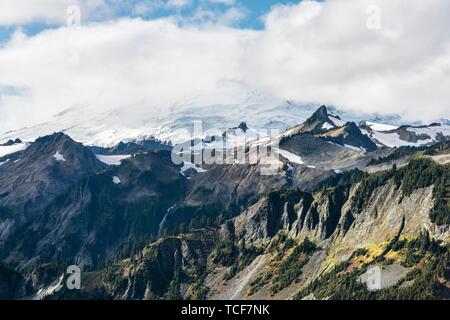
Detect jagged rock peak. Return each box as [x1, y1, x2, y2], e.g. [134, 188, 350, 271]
[34, 132, 75, 145]
[237, 122, 249, 133]
[0, 138, 22, 146]
[343, 121, 361, 132]
[306, 105, 330, 124]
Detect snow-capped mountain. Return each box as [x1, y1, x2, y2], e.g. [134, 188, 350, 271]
[0, 82, 321, 147]
[0, 80, 448, 151]
[0, 79, 423, 149]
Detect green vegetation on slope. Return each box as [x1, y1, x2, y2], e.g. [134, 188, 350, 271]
[352, 158, 449, 225]
[211, 222, 265, 282]
[247, 236, 317, 296]
[295, 232, 450, 300]
[368, 141, 449, 165]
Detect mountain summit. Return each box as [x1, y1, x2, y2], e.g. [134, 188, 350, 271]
[299, 105, 336, 134]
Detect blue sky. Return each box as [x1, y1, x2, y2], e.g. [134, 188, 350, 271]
[0, 0, 300, 44]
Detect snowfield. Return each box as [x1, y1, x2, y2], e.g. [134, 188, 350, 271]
[274, 148, 304, 165]
[369, 131, 435, 148]
[406, 125, 450, 141]
[366, 122, 398, 131]
[96, 154, 132, 166]
[0, 84, 322, 147]
[0, 143, 28, 158]
[0, 81, 446, 152]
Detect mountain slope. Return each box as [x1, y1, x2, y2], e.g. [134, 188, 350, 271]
[1, 150, 188, 271]
[0, 106, 449, 300]
[0, 133, 106, 216]
[48, 157, 450, 300]
[321, 122, 378, 152]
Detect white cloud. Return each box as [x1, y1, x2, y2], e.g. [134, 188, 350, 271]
[132, 1, 165, 16]
[189, 7, 246, 26]
[0, 0, 110, 25]
[243, 0, 450, 121]
[166, 0, 192, 9]
[0, 18, 254, 130]
[0, 0, 449, 133]
[209, 0, 236, 5]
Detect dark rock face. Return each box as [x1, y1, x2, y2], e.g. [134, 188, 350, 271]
[299, 105, 335, 134]
[102, 231, 216, 300]
[306, 105, 329, 124]
[159, 162, 289, 235]
[90, 139, 172, 155]
[0, 262, 29, 299]
[321, 122, 378, 152]
[280, 134, 370, 172]
[0, 132, 106, 215]
[1, 150, 188, 271]
[235, 186, 350, 242]
[0, 139, 22, 146]
[0, 133, 108, 269]
[236, 122, 249, 132]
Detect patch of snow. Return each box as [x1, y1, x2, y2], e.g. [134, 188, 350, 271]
[285, 163, 294, 171]
[13, 159, 20, 163]
[322, 122, 334, 130]
[0, 143, 28, 158]
[180, 162, 207, 175]
[366, 121, 398, 131]
[334, 169, 343, 174]
[406, 125, 450, 141]
[370, 131, 433, 148]
[53, 151, 66, 162]
[307, 165, 316, 169]
[274, 148, 304, 165]
[327, 141, 366, 153]
[344, 144, 366, 152]
[112, 176, 121, 184]
[96, 154, 131, 166]
[0, 159, 10, 166]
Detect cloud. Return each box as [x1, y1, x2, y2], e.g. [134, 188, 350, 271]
[166, 0, 192, 9]
[0, 18, 254, 130]
[189, 7, 246, 26]
[0, 0, 449, 132]
[209, 0, 236, 5]
[242, 0, 450, 121]
[132, 1, 165, 16]
[0, 0, 110, 26]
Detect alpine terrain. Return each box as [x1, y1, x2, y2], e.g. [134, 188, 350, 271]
[0, 105, 449, 300]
